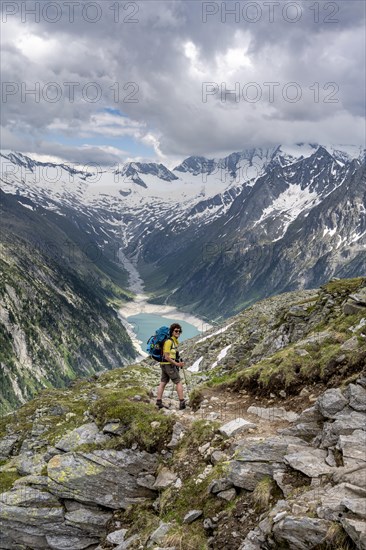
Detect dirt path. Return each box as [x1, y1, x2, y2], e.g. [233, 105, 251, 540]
[157, 383, 323, 443]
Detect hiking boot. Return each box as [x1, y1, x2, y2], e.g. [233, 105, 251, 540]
[156, 399, 164, 409]
[179, 399, 186, 410]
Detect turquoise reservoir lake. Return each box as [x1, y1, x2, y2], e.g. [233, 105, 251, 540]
[127, 313, 201, 350]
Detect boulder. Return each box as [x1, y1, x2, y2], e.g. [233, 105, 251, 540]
[64, 507, 112, 536]
[342, 497, 366, 519]
[152, 468, 177, 490]
[147, 522, 172, 547]
[167, 422, 185, 449]
[217, 488, 236, 501]
[227, 461, 276, 491]
[349, 291, 366, 306]
[106, 528, 128, 545]
[317, 388, 348, 418]
[284, 447, 335, 478]
[273, 516, 330, 550]
[0, 486, 99, 550]
[136, 473, 156, 490]
[15, 452, 47, 476]
[183, 510, 203, 524]
[341, 336, 360, 351]
[0, 436, 19, 459]
[345, 384, 366, 411]
[219, 418, 256, 437]
[343, 302, 365, 315]
[102, 422, 126, 436]
[316, 482, 365, 520]
[55, 423, 110, 452]
[334, 465, 366, 490]
[208, 478, 234, 494]
[13, 475, 49, 489]
[233, 436, 306, 463]
[296, 406, 323, 423]
[280, 422, 322, 440]
[320, 411, 366, 448]
[45, 534, 98, 549]
[211, 450, 227, 464]
[341, 518, 366, 549]
[47, 449, 158, 509]
[337, 430, 366, 467]
[114, 534, 139, 549]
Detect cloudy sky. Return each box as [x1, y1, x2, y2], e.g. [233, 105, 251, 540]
[1, 0, 365, 167]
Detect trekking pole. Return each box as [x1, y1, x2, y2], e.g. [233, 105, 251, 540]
[181, 367, 190, 400]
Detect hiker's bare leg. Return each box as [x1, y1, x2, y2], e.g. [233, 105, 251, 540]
[157, 381, 167, 400]
[176, 382, 184, 400]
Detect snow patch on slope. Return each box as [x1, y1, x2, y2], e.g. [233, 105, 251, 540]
[255, 183, 320, 240]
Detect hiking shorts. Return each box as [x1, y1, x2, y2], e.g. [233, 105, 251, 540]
[160, 364, 181, 384]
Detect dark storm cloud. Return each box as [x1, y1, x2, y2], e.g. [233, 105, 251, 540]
[1, 0, 365, 163]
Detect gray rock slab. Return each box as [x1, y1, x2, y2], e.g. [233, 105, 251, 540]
[55, 423, 110, 452]
[320, 411, 366, 448]
[273, 516, 330, 550]
[280, 422, 322, 440]
[217, 488, 236, 501]
[102, 422, 126, 436]
[345, 384, 366, 411]
[0, 436, 19, 459]
[0, 532, 26, 549]
[152, 468, 177, 490]
[0, 485, 60, 508]
[317, 388, 348, 418]
[316, 482, 366, 521]
[13, 475, 49, 489]
[334, 465, 366, 489]
[47, 449, 158, 509]
[106, 528, 128, 544]
[337, 430, 366, 466]
[0, 485, 98, 549]
[233, 436, 306, 463]
[284, 448, 335, 478]
[167, 422, 185, 449]
[208, 478, 234, 494]
[64, 508, 112, 536]
[342, 497, 366, 519]
[15, 452, 47, 476]
[349, 291, 366, 306]
[114, 534, 139, 549]
[183, 510, 203, 524]
[341, 336, 360, 351]
[247, 406, 298, 423]
[45, 534, 98, 550]
[147, 522, 172, 547]
[227, 460, 276, 491]
[137, 473, 156, 490]
[296, 406, 323, 423]
[296, 331, 332, 346]
[219, 418, 256, 437]
[1, 527, 48, 549]
[211, 450, 227, 464]
[343, 302, 365, 315]
[341, 518, 366, 550]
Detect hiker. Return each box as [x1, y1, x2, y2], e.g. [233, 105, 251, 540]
[156, 323, 186, 410]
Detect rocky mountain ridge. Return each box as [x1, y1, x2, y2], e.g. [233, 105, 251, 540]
[1, 144, 365, 320]
[0, 277, 365, 549]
